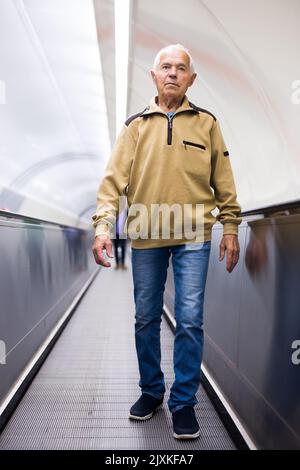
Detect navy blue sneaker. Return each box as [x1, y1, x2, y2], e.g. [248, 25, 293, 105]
[129, 394, 164, 420]
[172, 406, 200, 439]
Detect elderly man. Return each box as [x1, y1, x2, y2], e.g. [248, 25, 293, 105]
[92, 44, 241, 440]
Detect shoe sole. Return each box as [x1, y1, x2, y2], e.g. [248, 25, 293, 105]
[129, 404, 163, 421]
[173, 430, 200, 440]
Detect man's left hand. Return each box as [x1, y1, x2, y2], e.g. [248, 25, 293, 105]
[219, 234, 240, 273]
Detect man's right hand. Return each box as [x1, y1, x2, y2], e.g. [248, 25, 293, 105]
[92, 235, 114, 267]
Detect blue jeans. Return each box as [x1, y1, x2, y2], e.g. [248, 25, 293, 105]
[131, 241, 211, 413]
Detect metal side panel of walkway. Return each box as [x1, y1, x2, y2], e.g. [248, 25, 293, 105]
[0, 262, 236, 450]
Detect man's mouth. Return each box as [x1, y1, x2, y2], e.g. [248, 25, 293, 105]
[165, 83, 179, 87]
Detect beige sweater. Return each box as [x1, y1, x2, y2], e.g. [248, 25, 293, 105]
[92, 95, 241, 248]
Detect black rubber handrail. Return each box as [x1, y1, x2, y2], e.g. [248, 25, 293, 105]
[2, 198, 300, 229]
[0, 209, 87, 231]
[241, 199, 300, 216]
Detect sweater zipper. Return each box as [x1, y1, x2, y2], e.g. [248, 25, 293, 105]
[167, 118, 173, 145]
[145, 109, 196, 146]
[166, 109, 195, 145]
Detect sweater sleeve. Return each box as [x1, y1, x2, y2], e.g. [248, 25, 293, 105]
[210, 119, 242, 235]
[92, 124, 135, 237]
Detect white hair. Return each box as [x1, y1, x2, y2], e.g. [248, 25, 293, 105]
[153, 44, 195, 74]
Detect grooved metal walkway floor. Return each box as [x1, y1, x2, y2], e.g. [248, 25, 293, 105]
[0, 260, 236, 450]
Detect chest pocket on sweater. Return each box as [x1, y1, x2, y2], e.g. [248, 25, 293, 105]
[182, 140, 210, 178]
[183, 140, 206, 151]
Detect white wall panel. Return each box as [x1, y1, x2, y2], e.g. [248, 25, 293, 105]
[128, 0, 300, 211]
[0, 0, 110, 224]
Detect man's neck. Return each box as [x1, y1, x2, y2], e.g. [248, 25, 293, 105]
[157, 94, 185, 113]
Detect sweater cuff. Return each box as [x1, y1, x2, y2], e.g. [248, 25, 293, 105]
[95, 223, 111, 238]
[223, 222, 239, 236]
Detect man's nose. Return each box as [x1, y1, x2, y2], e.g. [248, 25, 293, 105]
[168, 67, 177, 77]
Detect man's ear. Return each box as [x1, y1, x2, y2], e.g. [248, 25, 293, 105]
[150, 69, 157, 84]
[189, 73, 197, 87]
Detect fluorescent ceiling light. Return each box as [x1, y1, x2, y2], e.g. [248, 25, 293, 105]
[114, 0, 130, 137]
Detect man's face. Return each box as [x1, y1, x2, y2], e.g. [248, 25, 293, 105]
[151, 49, 197, 100]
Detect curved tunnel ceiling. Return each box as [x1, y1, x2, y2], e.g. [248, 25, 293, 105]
[0, 0, 299, 227]
[128, 0, 300, 211]
[0, 0, 111, 226]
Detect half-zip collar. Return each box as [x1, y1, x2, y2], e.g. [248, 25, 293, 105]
[141, 95, 198, 145]
[141, 95, 198, 118]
